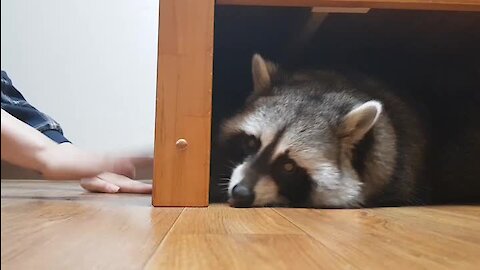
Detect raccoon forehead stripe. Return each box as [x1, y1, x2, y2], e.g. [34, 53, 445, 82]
[250, 127, 287, 171]
[260, 130, 275, 151]
[271, 138, 289, 161]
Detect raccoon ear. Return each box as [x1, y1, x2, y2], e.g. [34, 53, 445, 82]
[339, 101, 382, 142]
[252, 54, 278, 94]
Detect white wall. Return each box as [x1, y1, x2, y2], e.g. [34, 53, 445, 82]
[1, 0, 158, 155]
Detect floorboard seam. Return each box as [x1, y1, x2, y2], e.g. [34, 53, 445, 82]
[272, 208, 361, 270]
[142, 207, 186, 269]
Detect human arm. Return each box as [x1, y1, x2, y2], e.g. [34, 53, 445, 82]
[0, 108, 105, 179]
[1, 109, 151, 193]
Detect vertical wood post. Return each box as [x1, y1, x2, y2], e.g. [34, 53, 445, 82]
[153, 0, 214, 206]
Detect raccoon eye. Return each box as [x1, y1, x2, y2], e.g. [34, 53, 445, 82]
[242, 135, 260, 155]
[282, 162, 297, 173]
[247, 138, 257, 148]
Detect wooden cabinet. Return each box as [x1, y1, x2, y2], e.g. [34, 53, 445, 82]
[152, 0, 479, 207]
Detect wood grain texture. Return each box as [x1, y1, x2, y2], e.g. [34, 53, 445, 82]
[277, 207, 480, 270]
[217, 0, 480, 11]
[145, 234, 355, 270]
[153, 0, 215, 206]
[154, 204, 304, 235]
[3, 180, 480, 269]
[145, 205, 355, 270]
[1, 180, 182, 270]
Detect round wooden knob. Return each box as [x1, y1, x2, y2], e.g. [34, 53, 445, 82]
[176, 138, 188, 149]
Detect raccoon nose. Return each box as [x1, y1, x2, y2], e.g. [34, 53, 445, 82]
[231, 184, 255, 208]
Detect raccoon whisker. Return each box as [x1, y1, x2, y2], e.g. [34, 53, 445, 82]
[217, 183, 230, 186]
[217, 179, 230, 184]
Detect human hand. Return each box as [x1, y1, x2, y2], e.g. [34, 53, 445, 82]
[37, 142, 153, 193]
[80, 172, 152, 194]
[40, 143, 153, 193]
[38, 143, 135, 180]
[80, 155, 152, 194]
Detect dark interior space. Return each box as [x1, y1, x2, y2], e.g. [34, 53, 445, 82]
[210, 6, 480, 202]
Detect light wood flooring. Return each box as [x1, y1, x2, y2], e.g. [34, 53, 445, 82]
[2, 180, 480, 270]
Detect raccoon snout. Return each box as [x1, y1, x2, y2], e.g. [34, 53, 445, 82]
[230, 184, 255, 208]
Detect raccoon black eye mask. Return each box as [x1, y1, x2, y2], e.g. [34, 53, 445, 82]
[225, 128, 314, 207]
[219, 54, 480, 208]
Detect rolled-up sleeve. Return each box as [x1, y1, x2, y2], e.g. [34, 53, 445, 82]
[1, 71, 70, 144]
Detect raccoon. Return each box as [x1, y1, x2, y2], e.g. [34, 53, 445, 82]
[219, 54, 430, 208]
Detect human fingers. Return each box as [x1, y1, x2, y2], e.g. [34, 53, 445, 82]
[97, 172, 152, 194]
[80, 177, 120, 193]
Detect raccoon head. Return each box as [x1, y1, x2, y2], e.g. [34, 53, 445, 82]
[220, 54, 390, 208]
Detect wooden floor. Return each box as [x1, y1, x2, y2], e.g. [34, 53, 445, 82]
[2, 180, 480, 270]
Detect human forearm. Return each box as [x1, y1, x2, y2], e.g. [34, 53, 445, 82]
[1, 108, 57, 174]
[1, 109, 117, 179]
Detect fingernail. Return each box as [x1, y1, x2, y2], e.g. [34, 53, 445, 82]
[107, 184, 120, 193]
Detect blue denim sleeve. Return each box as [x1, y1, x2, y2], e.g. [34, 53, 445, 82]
[1, 71, 70, 144]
